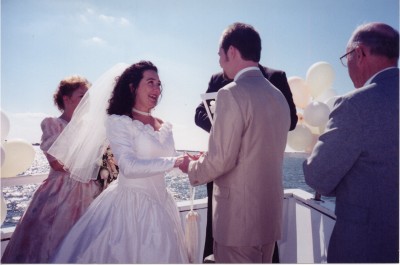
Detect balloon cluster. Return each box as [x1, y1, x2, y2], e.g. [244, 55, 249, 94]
[287, 62, 340, 152]
[1, 109, 36, 225]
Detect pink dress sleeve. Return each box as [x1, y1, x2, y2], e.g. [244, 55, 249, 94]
[40, 117, 67, 162]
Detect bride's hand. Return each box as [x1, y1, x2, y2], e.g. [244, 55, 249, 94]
[178, 155, 191, 173]
[174, 156, 185, 168]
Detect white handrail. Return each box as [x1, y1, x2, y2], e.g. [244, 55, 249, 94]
[1, 174, 48, 187]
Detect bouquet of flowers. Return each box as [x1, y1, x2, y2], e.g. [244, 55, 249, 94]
[97, 146, 119, 189]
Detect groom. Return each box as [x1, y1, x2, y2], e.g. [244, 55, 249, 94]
[195, 53, 297, 265]
[180, 22, 290, 263]
[195, 64, 297, 264]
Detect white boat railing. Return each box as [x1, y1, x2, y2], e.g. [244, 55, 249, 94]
[1, 174, 48, 187]
[1, 174, 336, 263]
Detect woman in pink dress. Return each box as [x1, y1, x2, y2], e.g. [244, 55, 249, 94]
[1, 76, 102, 263]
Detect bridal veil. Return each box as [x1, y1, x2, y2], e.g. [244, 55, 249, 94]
[48, 63, 129, 183]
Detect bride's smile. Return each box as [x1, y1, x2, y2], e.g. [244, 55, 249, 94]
[134, 70, 161, 112]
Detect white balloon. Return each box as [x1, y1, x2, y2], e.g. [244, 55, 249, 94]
[305, 123, 321, 135]
[306, 61, 335, 98]
[1, 193, 6, 225]
[288, 76, 311, 109]
[1, 110, 10, 142]
[325, 96, 341, 111]
[287, 124, 314, 151]
[1, 139, 36, 178]
[316, 88, 337, 103]
[305, 134, 320, 154]
[303, 101, 331, 127]
[1, 145, 5, 167]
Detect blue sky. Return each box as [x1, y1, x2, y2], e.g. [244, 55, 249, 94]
[1, 0, 399, 151]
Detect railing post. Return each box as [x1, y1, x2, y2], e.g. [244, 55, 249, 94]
[314, 192, 321, 201]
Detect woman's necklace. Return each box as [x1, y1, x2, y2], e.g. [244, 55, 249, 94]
[132, 107, 151, 116]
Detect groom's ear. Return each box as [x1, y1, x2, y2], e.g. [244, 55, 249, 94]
[228, 45, 237, 60]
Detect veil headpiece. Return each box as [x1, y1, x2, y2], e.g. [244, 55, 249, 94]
[48, 63, 129, 183]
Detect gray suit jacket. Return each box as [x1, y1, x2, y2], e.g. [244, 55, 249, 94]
[303, 68, 399, 263]
[188, 69, 290, 246]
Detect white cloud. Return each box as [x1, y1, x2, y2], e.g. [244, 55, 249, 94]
[86, 8, 95, 15]
[81, 8, 131, 27]
[79, 7, 131, 26]
[91, 36, 105, 43]
[83, 36, 107, 46]
[119, 17, 130, 26]
[98, 14, 131, 27]
[79, 8, 95, 23]
[76, 8, 131, 49]
[99, 14, 115, 23]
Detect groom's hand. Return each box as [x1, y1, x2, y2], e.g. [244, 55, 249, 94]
[187, 152, 203, 161]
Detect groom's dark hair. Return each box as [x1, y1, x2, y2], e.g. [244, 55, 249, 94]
[107, 61, 159, 117]
[220, 22, 261, 62]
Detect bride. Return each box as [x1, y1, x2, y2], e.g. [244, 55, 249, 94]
[49, 61, 188, 263]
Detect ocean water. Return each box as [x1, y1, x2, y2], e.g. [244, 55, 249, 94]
[1, 147, 312, 228]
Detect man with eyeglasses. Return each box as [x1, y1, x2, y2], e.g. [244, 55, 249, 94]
[304, 22, 399, 263]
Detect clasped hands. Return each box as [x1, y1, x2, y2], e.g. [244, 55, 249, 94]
[174, 152, 203, 173]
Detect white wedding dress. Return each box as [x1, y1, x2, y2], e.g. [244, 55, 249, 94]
[52, 115, 188, 263]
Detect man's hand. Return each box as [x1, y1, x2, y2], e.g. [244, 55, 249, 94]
[187, 151, 203, 161]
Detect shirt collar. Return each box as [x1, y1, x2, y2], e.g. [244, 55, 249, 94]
[364, 67, 398, 86]
[234, 66, 260, 81]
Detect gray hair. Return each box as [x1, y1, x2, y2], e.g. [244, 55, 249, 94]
[349, 22, 399, 60]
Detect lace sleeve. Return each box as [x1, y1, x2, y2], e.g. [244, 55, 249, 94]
[106, 115, 176, 179]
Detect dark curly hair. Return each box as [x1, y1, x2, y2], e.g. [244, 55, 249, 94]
[107, 61, 159, 117]
[53, 75, 91, 111]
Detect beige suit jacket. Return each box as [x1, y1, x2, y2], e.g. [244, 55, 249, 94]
[188, 69, 290, 247]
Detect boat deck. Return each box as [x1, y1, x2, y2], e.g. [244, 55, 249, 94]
[1, 174, 336, 263]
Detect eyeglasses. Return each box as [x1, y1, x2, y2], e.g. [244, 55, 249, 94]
[339, 49, 356, 67]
